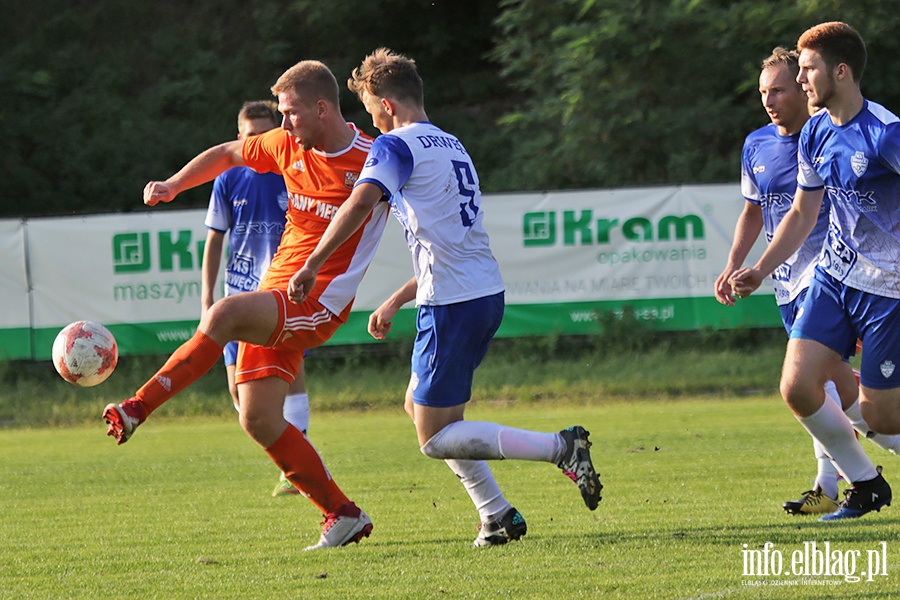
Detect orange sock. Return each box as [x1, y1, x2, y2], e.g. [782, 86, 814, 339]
[265, 425, 350, 514]
[134, 330, 223, 415]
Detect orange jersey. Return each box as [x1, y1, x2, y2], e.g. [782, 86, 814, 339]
[242, 125, 389, 318]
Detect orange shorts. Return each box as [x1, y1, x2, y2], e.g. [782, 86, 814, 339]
[234, 289, 346, 385]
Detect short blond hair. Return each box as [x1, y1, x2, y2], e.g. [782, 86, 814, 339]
[271, 60, 340, 106]
[760, 47, 801, 90]
[348, 48, 424, 106]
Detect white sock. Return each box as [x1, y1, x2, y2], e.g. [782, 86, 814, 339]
[421, 421, 563, 462]
[283, 392, 309, 434]
[445, 459, 509, 522]
[812, 437, 840, 500]
[797, 400, 879, 484]
[823, 380, 841, 407]
[844, 398, 900, 454]
[498, 428, 565, 463]
[421, 421, 503, 460]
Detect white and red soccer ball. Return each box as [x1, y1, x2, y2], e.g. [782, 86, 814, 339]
[51, 321, 118, 387]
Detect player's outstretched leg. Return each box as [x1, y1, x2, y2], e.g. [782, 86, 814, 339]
[421, 420, 603, 510]
[819, 471, 892, 522]
[102, 330, 224, 444]
[557, 426, 603, 510]
[473, 507, 527, 547]
[304, 502, 373, 551]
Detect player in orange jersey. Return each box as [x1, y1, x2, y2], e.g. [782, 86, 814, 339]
[103, 60, 388, 550]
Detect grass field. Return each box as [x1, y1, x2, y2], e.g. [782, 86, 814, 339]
[2, 395, 899, 599]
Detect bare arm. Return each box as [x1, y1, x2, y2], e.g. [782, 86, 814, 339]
[288, 182, 384, 304]
[714, 201, 763, 306]
[144, 140, 246, 206]
[368, 277, 418, 340]
[201, 229, 226, 318]
[730, 187, 825, 297]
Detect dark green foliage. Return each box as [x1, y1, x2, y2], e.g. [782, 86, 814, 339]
[0, 0, 506, 217]
[4, 2, 900, 215]
[489, 0, 900, 191]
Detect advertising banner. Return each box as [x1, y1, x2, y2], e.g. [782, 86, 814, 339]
[2, 184, 780, 361]
[483, 185, 778, 338]
[27, 212, 213, 359]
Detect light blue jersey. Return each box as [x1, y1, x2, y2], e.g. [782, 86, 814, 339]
[204, 166, 289, 297]
[791, 100, 900, 388]
[356, 122, 504, 306]
[797, 100, 900, 299]
[741, 123, 829, 306]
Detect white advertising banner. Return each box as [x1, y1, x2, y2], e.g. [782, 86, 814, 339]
[25, 211, 213, 358]
[2, 184, 780, 360]
[478, 185, 776, 336]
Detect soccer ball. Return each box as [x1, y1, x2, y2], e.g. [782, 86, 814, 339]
[51, 321, 118, 387]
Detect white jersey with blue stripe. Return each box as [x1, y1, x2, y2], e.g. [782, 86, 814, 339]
[741, 123, 829, 305]
[204, 166, 289, 296]
[356, 122, 504, 306]
[797, 99, 900, 298]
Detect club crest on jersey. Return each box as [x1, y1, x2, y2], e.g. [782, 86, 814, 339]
[881, 360, 896, 379]
[344, 170, 359, 189]
[851, 151, 868, 177]
[292, 159, 306, 173]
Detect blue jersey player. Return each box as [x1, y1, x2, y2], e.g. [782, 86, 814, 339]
[201, 100, 310, 496]
[732, 22, 897, 521]
[290, 48, 602, 546]
[717, 47, 900, 517]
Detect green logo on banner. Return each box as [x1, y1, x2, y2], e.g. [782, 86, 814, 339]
[523, 211, 704, 247]
[113, 231, 205, 274]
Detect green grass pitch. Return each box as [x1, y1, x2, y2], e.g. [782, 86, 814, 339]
[1, 398, 898, 599]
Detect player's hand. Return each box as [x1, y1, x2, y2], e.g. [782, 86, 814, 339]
[143, 181, 178, 206]
[714, 269, 737, 306]
[728, 268, 764, 299]
[368, 302, 399, 341]
[288, 265, 318, 305]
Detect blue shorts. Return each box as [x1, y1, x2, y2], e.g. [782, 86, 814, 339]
[223, 341, 239, 366]
[410, 292, 504, 408]
[778, 289, 809, 336]
[791, 268, 900, 389]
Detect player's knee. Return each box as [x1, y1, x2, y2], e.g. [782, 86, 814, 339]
[420, 435, 448, 459]
[204, 296, 245, 340]
[780, 375, 820, 414]
[239, 405, 279, 444]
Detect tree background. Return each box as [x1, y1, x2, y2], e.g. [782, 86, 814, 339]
[2, 0, 899, 218]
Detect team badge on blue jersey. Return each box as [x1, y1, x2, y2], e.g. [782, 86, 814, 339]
[277, 190, 289, 211]
[851, 151, 868, 177]
[882, 360, 896, 379]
